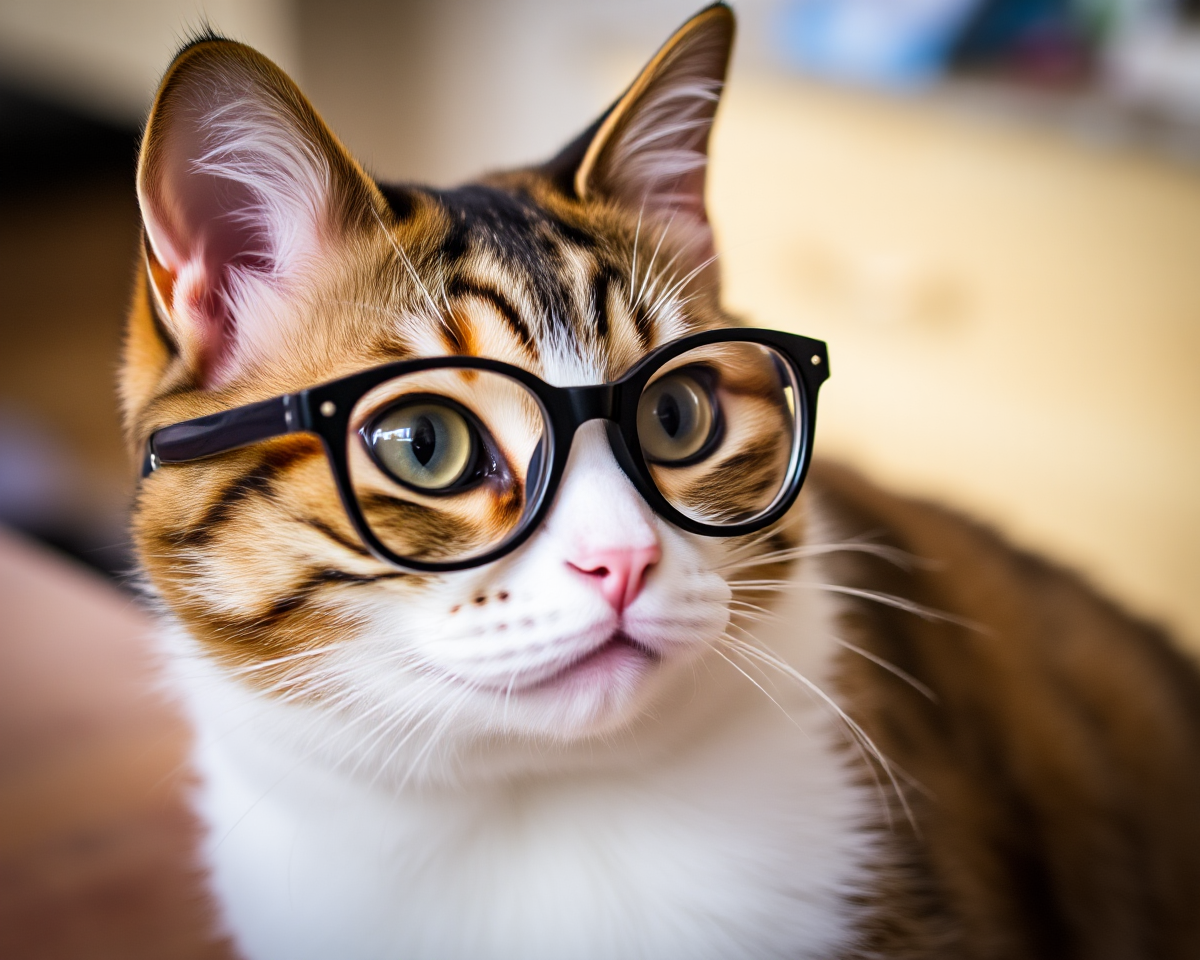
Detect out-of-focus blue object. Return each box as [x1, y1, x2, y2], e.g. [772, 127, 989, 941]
[955, 0, 1095, 83]
[958, 0, 1078, 59]
[776, 0, 987, 87]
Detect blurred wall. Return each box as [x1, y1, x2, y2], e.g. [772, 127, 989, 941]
[0, 0, 300, 123]
[296, 0, 782, 184]
[0, 0, 1197, 645]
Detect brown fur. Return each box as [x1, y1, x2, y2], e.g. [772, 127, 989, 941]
[811, 462, 1200, 958]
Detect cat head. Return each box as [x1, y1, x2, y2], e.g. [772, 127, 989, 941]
[123, 4, 803, 779]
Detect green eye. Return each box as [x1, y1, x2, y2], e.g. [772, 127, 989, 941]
[365, 400, 479, 492]
[637, 369, 718, 464]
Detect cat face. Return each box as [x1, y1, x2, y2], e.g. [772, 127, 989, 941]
[123, 7, 800, 768]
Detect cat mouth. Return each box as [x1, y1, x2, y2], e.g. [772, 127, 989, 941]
[523, 633, 660, 693]
[462, 633, 661, 696]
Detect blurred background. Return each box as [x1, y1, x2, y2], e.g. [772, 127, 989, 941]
[1, 0, 1198, 648]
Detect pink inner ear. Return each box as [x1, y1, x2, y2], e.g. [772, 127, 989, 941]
[145, 102, 278, 385]
[139, 56, 334, 389]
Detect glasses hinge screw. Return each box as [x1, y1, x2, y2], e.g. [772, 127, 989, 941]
[810, 355, 822, 365]
[320, 401, 337, 417]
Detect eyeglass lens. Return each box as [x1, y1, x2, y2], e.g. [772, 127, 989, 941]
[636, 341, 800, 526]
[345, 343, 802, 565]
[347, 368, 553, 565]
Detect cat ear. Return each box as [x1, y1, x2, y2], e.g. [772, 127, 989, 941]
[137, 36, 383, 388]
[552, 3, 734, 227]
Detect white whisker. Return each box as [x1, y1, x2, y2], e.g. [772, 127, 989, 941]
[718, 630, 917, 829]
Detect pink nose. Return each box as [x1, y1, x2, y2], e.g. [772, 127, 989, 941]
[568, 545, 661, 612]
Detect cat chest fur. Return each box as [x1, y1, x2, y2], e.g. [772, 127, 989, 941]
[166, 576, 879, 960]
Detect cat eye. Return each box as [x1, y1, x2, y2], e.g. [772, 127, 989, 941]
[363, 397, 492, 494]
[142, 328, 828, 572]
[637, 368, 719, 465]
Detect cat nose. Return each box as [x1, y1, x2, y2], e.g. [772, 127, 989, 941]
[567, 545, 661, 612]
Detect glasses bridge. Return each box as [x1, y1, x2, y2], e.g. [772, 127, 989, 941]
[564, 383, 617, 426]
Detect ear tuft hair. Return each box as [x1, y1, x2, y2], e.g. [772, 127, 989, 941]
[137, 39, 381, 388]
[562, 3, 734, 223]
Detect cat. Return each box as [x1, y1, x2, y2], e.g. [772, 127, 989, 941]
[120, 4, 1200, 958]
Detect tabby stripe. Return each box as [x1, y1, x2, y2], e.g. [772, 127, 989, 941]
[162, 443, 318, 548]
[591, 267, 613, 340]
[377, 182, 418, 224]
[632, 300, 654, 350]
[541, 208, 599, 251]
[303, 568, 406, 587]
[710, 438, 783, 498]
[220, 567, 407, 638]
[447, 278, 537, 356]
[301, 517, 373, 558]
[264, 568, 405, 621]
[163, 469, 274, 549]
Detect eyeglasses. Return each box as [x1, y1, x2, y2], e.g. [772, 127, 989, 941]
[143, 328, 829, 572]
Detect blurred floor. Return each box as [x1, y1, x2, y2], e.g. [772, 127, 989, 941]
[0, 527, 232, 959]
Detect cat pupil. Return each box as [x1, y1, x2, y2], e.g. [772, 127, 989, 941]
[412, 416, 436, 466]
[656, 394, 682, 438]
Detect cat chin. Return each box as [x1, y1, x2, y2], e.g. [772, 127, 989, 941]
[445, 635, 697, 742]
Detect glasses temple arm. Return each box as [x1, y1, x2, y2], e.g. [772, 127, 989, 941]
[143, 394, 301, 477]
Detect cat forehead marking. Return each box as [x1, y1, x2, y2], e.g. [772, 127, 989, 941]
[377, 182, 635, 386]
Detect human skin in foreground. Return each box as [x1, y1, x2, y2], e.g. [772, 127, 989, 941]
[121, 4, 1200, 957]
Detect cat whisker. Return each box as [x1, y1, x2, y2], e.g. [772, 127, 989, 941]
[270, 658, 455, 785]
[356, 681, 456, 784]
[391, 681, 476, 792]
[716, 629, 918, 829]
[259, 644, 425, 701]
[705, 641, 809, 734]
[502, 670, 516, 728]
[726, 600, 783, 622]
[804, 583, 984, 631]
[645, 248, 721, 322]
[708, 641, 787, 697]
[629, 201, 646, 307]
[727, 599, 779, 616]
[209, 670, 460, 852]
[707, 631, 899, 826]
[833, 637, 937, 702]
[718, 540, 923, 574]
[226, 645, 341, 677]
[727, 577, 982, 632]
[368, 204, 449, 330]
[725, 592, 938, 702]
[635, 209, 680, 311]
[435, 252, 458, 325]
[636, 228, 692, 317]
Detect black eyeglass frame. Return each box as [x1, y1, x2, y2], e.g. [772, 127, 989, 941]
[143, 327, 829, 572]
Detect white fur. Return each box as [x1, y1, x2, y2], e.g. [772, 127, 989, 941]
[160, 426, 880, 959]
